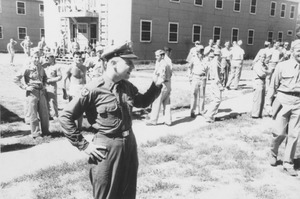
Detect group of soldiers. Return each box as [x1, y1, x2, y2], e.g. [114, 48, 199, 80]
[10, 35, 300, 198]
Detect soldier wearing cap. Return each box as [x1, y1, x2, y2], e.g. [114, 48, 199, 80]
[251, 53, 269, 118]
[59, 42, 163, 198]
[14, 48, 49, 138]
[203, 49, 224, 123]
[187, 45, 209, 118]
[265, 39, 300, 177]
[253, 41, 272, 64]
[280, 41, 291, 62]
[146, 49, 172, 126]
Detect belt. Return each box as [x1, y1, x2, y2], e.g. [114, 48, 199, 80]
[280, 91, 300, 97]
[95, 129, 130, 139]
[193, 73, 206, 77]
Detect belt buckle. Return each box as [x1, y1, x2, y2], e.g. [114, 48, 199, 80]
[122, 130, 129, 137]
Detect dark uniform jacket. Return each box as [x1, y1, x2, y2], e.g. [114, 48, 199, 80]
[60, 75, 161, 150]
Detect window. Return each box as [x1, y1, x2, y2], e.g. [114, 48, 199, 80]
[40, 28, 45, 39]
[270, 2, 276, 17]
[78, 24, 87, 33]
[0, 26, 3, 39]
[192, 25, 202, 43]
[213, 26, 221, 42]
[170, 0, 180, 3]
[267, 31, 273, 43]
[247, 29, 254, 45]
[231, 28, 239, 43]
[39, 4, 44, 16]
[290, 5, 295, 19]
[194, 0, 203, 6]
[215, 0, 223, 9]
[140, 20, 152, 42]
[16, 1, 26, 15]
[278, 31, 283, 42]
[287, 30, 293, 36]
[233, 0, 241, 12]
[168, 22, 179, 43]
[18, 27, 27, 40]
[280, 3, 286, 18]
[250, 0, 256, 14]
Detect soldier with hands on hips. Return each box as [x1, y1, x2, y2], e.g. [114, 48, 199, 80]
[59, 42, 163, 199]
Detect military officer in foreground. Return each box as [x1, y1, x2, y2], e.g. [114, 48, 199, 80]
[266, 39, 300, 177]
[59, 42, 163, 199]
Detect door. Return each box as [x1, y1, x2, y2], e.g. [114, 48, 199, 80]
[77, 23, 88, 51]
[90, 23, 97, 45]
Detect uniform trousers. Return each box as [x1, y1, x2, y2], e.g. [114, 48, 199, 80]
[190, 75, 206, 115]
[46, 90, 59, 118]
[251, 78, 265, 118]
[205, 81, 222, 119]
[26, 89, 49, 135]
[266, 62, 277, 87]
[149, 82, 172, 125]
[220, 59, 230, 87]
[271, 92, 300, 168]
[226, 60, 242, 89]
[89, 130, 138, 199]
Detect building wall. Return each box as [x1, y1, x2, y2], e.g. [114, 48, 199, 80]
[0, 0, 44, 52]
[131, 0, 299, 60]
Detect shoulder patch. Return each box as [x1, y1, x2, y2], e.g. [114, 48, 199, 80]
[81, 87, 90, 97]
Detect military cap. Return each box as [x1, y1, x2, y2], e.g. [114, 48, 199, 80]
[264, 41, 270, 45]
[155, 49, 165, 56]
[195, 40, 201, 45]
[101, 42, 138, 61]
[291, 40, 300, 49]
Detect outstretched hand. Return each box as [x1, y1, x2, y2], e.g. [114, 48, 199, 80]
[84, 143, 108, 162]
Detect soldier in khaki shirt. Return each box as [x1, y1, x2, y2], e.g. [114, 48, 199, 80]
[266, 39, 300, 177]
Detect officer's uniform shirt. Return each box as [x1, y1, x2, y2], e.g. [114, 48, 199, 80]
[209, 57, 222, 82]
[253, 60, 268, 79]
[189, 56, 209, 76]
[230, 45, 244, 61]
[221, 47, 231, 60]
[155, 59, 172, 82]
[60, 75, 161, 150]
[266, 58, 300, 105]
[14, 63, 47, 90]
[269, 48, 282, 64]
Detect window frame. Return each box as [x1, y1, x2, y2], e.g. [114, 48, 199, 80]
[267, 31, 273, 43]
[215, 0, 223, 10]
[233, 0, 241, 12]
[277, 31, 283, 42]
[16, 1, 26, 15]
[249, 0, 257, 15]
[0, 26, 3, 39]
[192, 24, 202, 43]
[18, 27, 27, 40]
[140, 20, 152, 43]
[194, 0, 203, 7]
[40, 28, 45, 39]
[39, 4, 44, 17]
[289, 5, 295, 19]
[168, 22, 179, 43]
[231, 28, 239, 44]
[213, 26, 222, 42]
[169, 0, 180, 3]
[247, 29, 255, 45]
[280, 3, 286, 18]
[270, 1, 276, 17]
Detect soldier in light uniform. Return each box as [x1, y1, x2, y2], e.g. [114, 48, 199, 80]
[14, 48, 49, 138]
[251, 53, 269, 118]
[146, 49, 173, 126]
[204, 49, 224, 122]
[59, 42, 163, 199]
[20, 36, 33, 57]
[187, 45, 209, 118]
[7, 38, 17, 66]
[186, 40, 201, 63]
[220, 41, 231, 87]
[266, 39, 300, 177]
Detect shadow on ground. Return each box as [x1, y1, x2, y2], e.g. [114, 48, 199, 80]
[1, 143, 35, 153]
[1, 130, 30, 138]
[0, 104, 24, 123]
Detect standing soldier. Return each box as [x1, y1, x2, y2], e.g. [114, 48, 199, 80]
[204, 49, 224, 123]
[20, 36, 33, 57]
[146, 49, 172, 126]
[85, 46, 106, 82]
[220, 41, 231, 87]
[186, 41, 201, 63]
[59, 42, 163, 199]
[14, 49, 49, 138]
[7, 38, 17, 66]
[226, 40, 245, 90]
[43, 55, 62, 120]
[266, 41, 282, 87]
[37, 37, 47, 56]
[251, 53, 269, 118]
[63, 51, 87, 129]
[204, 39, 214, 57]
[253, 41, 272, 64]
[187, 45, 209, 118]
[266, 39, 300, 177]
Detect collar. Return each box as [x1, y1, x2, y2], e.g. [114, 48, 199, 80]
[102, 74, 116, 91]
[290, 58, 300, 69]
